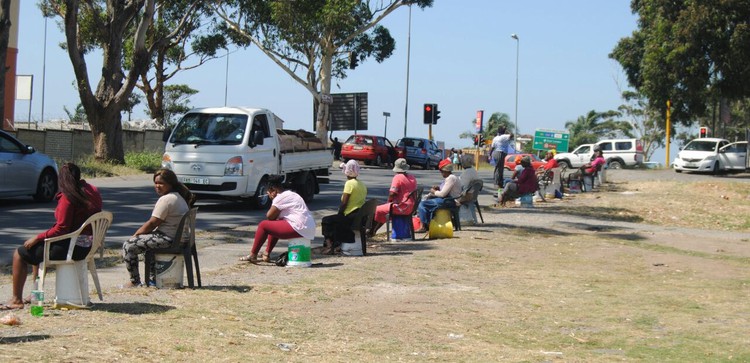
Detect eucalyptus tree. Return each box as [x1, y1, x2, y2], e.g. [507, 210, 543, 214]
[43, 0, 204, 163]
[213, 0, 433, 142]
[617, 91, 664, 161]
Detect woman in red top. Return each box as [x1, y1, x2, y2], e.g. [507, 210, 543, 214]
[2, 163, 102, 310]
[499, 156, 538, 206]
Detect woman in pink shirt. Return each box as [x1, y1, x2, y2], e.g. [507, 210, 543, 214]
[368, 158, 418, 237]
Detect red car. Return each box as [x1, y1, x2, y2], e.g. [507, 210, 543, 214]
[503, 153, 546, 171]
[341, 134, 403, 166]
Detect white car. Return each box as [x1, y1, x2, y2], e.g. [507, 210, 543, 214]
[673, 138, 748, 174]
[0, 130, 59, 201]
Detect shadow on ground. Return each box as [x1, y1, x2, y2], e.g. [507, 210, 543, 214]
[90, 302, 175, 315]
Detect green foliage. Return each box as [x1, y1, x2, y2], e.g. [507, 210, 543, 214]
[125, 151, 163, 173]
[618, 91, 665, 161]
[72, 151, 162, 178]
[564, 110, 633, 150]
[610, 0, 750, 124]
[164, 84, 198, 126]
[63, 103, 87, 124]
[481, 112, 513, 140]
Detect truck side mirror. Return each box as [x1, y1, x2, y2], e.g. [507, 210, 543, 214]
[252, 130, 265, 146]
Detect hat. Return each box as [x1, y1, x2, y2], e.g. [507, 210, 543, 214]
[548, 149, 557, 156]
[438, 159, 453, 172]
[341, 159, 360, 177]
[392, 158, 410, 173]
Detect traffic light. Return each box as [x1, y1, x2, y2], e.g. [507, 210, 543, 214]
[423, 104, 434, 124]
[473, 135, 479, 146]
[699, 126, 708, 138]
[432, 104, 440, 124]
[349, 52, 358, 69]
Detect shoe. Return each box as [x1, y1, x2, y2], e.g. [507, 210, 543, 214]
[414, 227, 428, 234]
[239, 254, 258, 263]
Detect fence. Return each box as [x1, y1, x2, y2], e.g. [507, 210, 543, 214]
[9, 128, 166, 161]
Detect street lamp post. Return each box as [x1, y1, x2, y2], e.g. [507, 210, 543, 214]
[511, 33, 519, 136]
[383, 111, 390, 138]
[403, 5, 412, 138]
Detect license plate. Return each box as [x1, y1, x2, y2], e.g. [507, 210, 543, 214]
[684, 162, 696, 168]
[181, 177, 209, 185]
[354, 146, 362, 150]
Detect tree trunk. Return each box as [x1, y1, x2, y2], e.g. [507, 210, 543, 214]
[89, 106, 125, 162]
[315, 51, 334, 143]
[0, 0, 11, 128]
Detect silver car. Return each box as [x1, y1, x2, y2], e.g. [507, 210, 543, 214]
[0, 130, 58, 202]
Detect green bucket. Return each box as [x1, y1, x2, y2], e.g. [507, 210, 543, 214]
[287, 238, 312, 267]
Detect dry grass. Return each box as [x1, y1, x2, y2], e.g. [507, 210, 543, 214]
[1, 178, 750, 362]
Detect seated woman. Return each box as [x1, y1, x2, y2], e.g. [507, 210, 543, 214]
[123, 169, 196, 287]
[321, 160, 367, 254]
[368, 158, 418, 237]
[415, 159, 462, 233]
[502, 155, 524, 187]
[458, 154, 479, 190]
[241, 179, 316, 263]
[2, 163, 102, 310]
[581, 149, 605, 176]
[499, 156, 538, 207]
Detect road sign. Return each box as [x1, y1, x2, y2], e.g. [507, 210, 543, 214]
[532, 129, 570, 152]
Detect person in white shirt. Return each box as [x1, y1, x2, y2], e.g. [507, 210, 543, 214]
[490, 127, 514, 187]
[415, 159, 462, 233]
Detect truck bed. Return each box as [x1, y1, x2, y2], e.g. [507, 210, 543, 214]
[280, 149, 332, 174]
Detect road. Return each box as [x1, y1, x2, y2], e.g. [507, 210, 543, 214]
[0, 165, 454, 265]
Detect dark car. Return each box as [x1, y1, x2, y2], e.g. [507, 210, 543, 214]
[341, 134, 401, 166]
[0, 130, 59, 202]
[396, 137, 442, 169]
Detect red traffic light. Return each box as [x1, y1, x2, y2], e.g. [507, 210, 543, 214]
[699, 126, 708, 138]
[425, 105, 432, 112]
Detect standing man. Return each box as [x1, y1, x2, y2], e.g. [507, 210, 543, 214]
[490, 127, 513, 187]
[330, 136, 342, 161]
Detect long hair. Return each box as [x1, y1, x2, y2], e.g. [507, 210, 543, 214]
[59, 162, 90, 208]
[154, 169, 196, 207]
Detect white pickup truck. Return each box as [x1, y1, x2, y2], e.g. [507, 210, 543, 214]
[161, 107, 332, 207]
[554, 144, 595, 169]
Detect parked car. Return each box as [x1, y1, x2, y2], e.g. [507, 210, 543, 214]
[395, 137, 442, 169]
[554, 144, 595, 169]
[555, 139, 644, 169]
[0, 129, 59, 202]
[673, 138, 748, 174]
[503, 153, 545, 171]
[340, 134, 401, 166]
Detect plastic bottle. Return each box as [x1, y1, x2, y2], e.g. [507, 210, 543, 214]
[30, 278, 43, 317]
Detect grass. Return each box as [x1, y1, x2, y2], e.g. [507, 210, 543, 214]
[69, 151, 163, 178]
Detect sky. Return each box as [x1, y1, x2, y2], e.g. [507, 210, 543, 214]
[14, 1, 663, 159]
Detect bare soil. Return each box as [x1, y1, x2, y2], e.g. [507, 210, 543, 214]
[1, 174, 749, 362]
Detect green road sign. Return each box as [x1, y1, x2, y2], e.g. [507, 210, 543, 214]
[533, 129, 570, 152]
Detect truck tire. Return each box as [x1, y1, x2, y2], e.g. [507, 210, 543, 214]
[299, 172, 317, 202]
[608, 159, 623, 169]
[253, 176, 272, 209]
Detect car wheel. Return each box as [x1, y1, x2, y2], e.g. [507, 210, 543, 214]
[675, 169, 682, 173]
[375, 155, 383, 167]
[557, 160, 570, 169]
[253, 176, 272, 210]
[608, 160, 622, 169]
[33, 169, 58, 202]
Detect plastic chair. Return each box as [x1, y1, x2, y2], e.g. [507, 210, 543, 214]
[144, 207, 201, 288]
[456, 179, 484, 224]
[40, 211, 114, 304]
[386, 186, 424, 241]
[346, 199, 379, 256]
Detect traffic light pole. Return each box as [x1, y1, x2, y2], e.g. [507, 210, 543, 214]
[428, 124, 433, 141]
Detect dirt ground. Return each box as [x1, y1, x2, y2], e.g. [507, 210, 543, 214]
[1, 174, 749, 362]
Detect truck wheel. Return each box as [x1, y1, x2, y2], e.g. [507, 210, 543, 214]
[299, 172, 316, 202]
[557, 160, 570, 169]
[253, 177, 272, 210]
[33, 169, 58, 202]
[608, 160, 623, 169]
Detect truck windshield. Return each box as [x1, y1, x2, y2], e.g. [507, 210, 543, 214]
[170, 113, 249, 145]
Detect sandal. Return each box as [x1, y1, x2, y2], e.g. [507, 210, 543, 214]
[239, 254, 258, 263]
[261, 254, 270, 263]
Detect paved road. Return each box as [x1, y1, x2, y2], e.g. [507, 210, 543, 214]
[0, 165, 453, 265]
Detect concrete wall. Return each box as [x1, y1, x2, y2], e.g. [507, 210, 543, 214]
[10, 129, 165, 161]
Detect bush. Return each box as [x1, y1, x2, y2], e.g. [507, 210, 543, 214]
[125, 151, 163, 173]
[69, 151, 163, 178]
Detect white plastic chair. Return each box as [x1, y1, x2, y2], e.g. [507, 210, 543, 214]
[39, 211, 113, 304]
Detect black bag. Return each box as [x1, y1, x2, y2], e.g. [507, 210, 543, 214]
[275, 253, 288, 267]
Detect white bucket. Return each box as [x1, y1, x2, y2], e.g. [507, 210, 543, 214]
[287, 238, 312, 267]
[341, 236, 363, 256]
[54, 261, 90, 307]
[155, 254, 184, 288]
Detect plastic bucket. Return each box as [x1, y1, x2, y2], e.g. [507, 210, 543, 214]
[569, 180, 581, 193]
[287, 238, 312, 267]
[391, 216, 412, 239]
[583, 176, 594, 191]
[54, 261, 90, 307]
[428, 209, 453, 239]
[519, 194, 534, 207]
[155, 254, 184, 288]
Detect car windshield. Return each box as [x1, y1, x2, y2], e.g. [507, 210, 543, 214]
[684, 140, 717, 152]
[170, 113, 248, 145]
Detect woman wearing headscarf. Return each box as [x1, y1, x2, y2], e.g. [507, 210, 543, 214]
[415, 159, 462, 233]
[320, 159, 367, 254]
[368, 158, 418, 237]
[499, 156, 538, 207]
